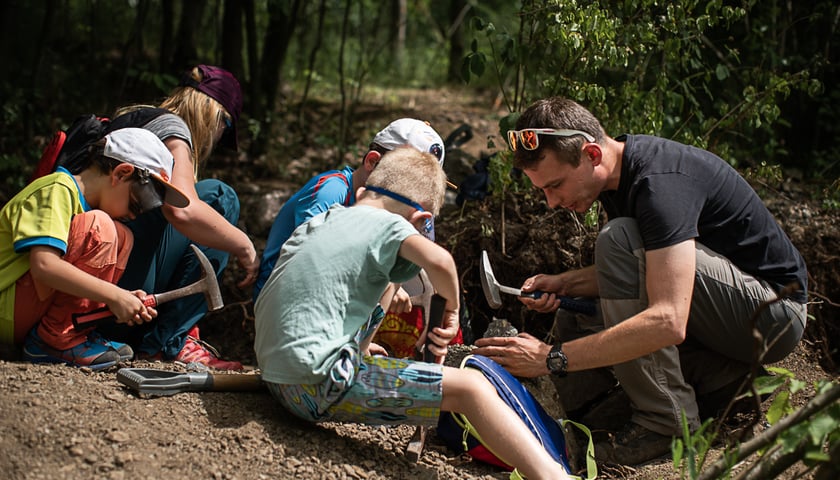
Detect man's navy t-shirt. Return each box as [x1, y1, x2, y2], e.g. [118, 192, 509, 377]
[598, 134, 807, 303]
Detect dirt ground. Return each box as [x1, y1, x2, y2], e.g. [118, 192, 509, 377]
[1, 88, 838, 479]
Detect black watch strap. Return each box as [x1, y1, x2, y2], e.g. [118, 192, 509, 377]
[546, 344, 568, 377]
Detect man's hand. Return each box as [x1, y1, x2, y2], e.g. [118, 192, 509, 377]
[518, 274, 565, 313]
[472, 332, 552, 377]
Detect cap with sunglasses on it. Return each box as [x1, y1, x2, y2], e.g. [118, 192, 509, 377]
[103, 128, 190, 212]
[372, 118, 445, 166]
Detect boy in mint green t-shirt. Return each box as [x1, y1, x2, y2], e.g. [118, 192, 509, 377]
[254, 147, 571, 480]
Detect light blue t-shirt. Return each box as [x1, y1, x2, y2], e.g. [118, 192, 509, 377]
[254, 204, 421, 385]
[254, 167, 355, 300]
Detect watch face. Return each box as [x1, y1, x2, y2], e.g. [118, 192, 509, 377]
[547, 348, 567, 376]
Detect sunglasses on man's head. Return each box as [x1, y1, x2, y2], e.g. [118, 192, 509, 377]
[365, 185, 433, 235]
[506, 128, 595, 152]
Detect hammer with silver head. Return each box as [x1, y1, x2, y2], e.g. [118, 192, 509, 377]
[72, 244, 224, 328]
[478, 250, 596, 315]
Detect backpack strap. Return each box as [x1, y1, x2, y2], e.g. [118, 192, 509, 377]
[105, 107, 171, 133]
[312, 171, 351, 206]
[560, 419, 598, 480]
[32, 129, 67, 182]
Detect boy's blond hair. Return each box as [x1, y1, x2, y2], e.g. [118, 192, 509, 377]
[366, 147, 447, 215]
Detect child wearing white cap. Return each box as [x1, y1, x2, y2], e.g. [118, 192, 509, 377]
[255, 118, 445, 300]
[0, 128, 188, 370]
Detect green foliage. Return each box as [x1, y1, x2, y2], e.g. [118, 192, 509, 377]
[285, 0, 453, 93]
[821, 179, 840, 211]
[761, 368, 838, 469]
[486, 150, 531, 198]
[672, 367, 840, 479]
[743, 161, 785, 194]
[462, 0, 830, 173]
[583, 204, 600, 229]
[0, 0, 837, 203]
[673, 416, 718, 479]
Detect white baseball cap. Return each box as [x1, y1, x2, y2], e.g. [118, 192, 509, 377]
[372, 118, 445, 166]
[104, 128, 190, 208]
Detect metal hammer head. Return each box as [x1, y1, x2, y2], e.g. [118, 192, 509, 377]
[479, 250, 503, 309]
[189, 244, 224, 311]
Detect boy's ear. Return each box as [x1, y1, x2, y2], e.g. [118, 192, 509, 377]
[362, 150, 382, 172]
[112, 163, 135, 183]
[408, 209, 432, 225]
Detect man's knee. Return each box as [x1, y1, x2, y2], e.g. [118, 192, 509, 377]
[595, 218, 646, 300]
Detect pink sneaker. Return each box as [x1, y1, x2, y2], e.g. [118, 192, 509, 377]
[175, 326, 243, 371]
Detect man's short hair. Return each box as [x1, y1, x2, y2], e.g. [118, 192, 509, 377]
[513, 97, 604, 170]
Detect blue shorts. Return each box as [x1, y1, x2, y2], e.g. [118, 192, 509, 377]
[266, 306, 444, 426]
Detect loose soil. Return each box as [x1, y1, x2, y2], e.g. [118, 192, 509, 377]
[1, 88, 838, 479]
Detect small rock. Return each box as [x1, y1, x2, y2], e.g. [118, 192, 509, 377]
[483, 317, 518, 338]
[105, 430, 130, 443]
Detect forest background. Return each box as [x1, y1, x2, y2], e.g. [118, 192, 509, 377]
[0, 1, 838, 478]
[1, 0, 839, 192]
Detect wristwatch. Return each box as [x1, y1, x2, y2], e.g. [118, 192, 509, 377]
[546, 344, 568, 377]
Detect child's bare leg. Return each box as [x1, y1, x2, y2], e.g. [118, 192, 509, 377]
[440, 366, 570, 480]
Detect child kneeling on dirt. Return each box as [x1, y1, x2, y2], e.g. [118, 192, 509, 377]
[0, 128, 190, 371]
[254, 148, 570, 479]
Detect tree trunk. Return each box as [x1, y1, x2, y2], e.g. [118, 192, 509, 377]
[253, 0, 301, 154]
[22, 0, 58, 147]
[171, 0, 206, 71]
[118, 0, 152, 96]
[221, 0, 244, 82]
[447, 0, 469, 83]
[243, 0, 260, 126]
[337, 0, 352, 164]
[299, 0, 328, 123]
[390, 0, 406, 70]
[159, 0, 175, 72]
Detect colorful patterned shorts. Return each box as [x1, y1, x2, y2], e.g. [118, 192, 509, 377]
[266, 306, 443, 426]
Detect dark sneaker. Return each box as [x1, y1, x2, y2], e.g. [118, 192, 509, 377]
[22, 330, 120, 371]
[89, 331, 134, 362]
[175, 326, 243, 371]
[594, 422, 674, 466]
[696, 367, 771, 420]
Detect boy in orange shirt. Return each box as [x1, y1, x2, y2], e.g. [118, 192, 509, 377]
[0, 128, 189, 370]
